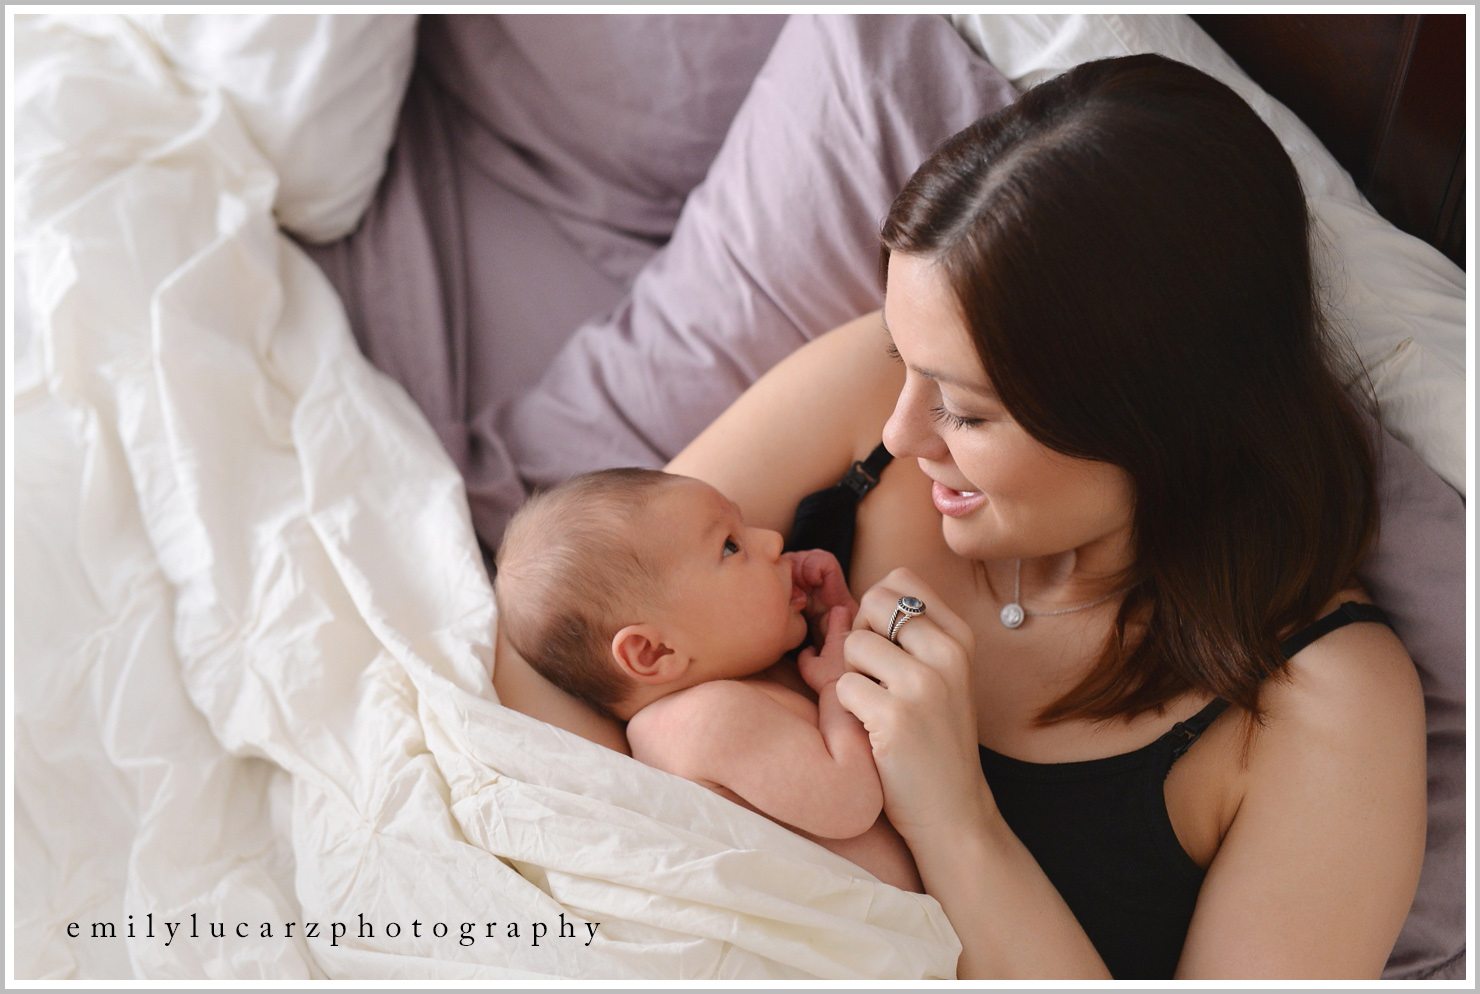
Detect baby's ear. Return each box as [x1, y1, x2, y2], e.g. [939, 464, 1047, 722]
[610, 624, 682, 683]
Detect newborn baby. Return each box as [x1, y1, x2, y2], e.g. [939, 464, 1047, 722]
[494, 467, 921, 892]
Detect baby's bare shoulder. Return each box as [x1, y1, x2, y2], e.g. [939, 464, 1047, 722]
[632, 679, 793, 729]
[627, 679, 811, 768]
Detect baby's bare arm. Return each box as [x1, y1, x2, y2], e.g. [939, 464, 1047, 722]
[628, 680, 883, 840]
[797, 607, 882, 834]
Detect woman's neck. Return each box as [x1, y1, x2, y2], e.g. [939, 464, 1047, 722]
[985, 527, 1137, 612]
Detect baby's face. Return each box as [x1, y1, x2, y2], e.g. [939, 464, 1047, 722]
[641, 477, 809, 679]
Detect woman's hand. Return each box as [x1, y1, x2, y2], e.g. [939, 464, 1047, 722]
[783, 548, 858, 648]
[834, 567, 994, 846]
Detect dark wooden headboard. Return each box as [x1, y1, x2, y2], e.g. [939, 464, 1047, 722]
[1192, 13, 1466, 269]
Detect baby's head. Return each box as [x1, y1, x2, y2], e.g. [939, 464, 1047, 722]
[494, 469, 809, 720]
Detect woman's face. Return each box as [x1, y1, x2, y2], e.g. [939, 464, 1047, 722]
[880, 252, 1137, 569]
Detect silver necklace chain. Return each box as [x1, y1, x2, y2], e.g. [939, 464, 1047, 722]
[998, 558, 1125, 629]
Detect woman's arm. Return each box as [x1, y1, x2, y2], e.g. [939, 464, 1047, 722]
[1174, 624, 1426, 978]
[667, 310, 902, 535]
[492, 626, 630, 754]
[918, 807, 1114, 977]
[837, 568, 1113, 978]
[838, 568, 1426, 979]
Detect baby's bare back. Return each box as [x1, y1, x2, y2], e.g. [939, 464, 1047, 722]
[628, 673, 921, 892]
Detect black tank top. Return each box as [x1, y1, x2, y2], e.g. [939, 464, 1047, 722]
[785, 443, 1395, 979]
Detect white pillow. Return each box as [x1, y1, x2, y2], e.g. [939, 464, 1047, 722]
[128, 14, 418, 243]
[949, 14, 1466, 495]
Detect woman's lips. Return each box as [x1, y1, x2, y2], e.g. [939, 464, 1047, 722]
[932, 480, 987, 517]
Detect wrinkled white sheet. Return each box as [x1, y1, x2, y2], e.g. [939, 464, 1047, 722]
[13, 15, 959, 980]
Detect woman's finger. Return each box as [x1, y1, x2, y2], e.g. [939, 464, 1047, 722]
[843, 623, 964, 693]
[851, 583, 973, 692]
[832, 669, 894, 726]
[854, 567, 975, 655]
[840, 629, 913, 690]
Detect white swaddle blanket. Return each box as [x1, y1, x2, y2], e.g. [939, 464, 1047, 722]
[13, 14, 959, 979]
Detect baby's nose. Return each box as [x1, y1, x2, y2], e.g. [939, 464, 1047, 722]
[759, 527, 785, 560]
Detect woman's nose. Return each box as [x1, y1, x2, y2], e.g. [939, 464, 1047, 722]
[883, 381, 949, 461]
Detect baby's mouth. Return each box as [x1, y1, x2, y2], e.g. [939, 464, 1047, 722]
[790, 579, 808, 611]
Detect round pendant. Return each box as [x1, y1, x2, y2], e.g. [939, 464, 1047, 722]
[999, 602, 1025, 629]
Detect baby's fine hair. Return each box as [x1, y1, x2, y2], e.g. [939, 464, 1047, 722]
[493, 467, 678, 718]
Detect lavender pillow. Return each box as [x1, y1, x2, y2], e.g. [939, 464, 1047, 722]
[1358, 416, 1467, 980]
[497, 14, 1019, 484]
[421, 13, 787, 286]
[303, 14, 788, 550]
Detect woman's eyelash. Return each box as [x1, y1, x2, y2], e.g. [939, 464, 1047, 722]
[929, 405, 986, 430]
[884, 336, 984, 428]
[723, 537, 741, 557]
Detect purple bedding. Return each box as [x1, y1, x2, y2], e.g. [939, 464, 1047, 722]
[300, 13, 1464, 980]
[303, 13, 789, 547]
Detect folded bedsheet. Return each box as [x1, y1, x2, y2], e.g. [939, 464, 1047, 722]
[13, 14, 959, 980]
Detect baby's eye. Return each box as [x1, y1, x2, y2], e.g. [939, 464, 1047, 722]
[722, 537, 741, 558]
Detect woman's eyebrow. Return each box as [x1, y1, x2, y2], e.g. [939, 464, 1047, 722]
[881, 311, 1000, 400]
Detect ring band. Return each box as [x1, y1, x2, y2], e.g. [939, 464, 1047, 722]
[887, 595, 926, 644]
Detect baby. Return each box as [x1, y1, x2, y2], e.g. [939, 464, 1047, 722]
[494, 467, 921, 893]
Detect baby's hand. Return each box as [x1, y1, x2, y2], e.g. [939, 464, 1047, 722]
[797, 605, 853, 692]
[783, 548, 858, 647]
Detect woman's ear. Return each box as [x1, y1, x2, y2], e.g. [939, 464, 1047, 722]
[611, 624, 686, 684]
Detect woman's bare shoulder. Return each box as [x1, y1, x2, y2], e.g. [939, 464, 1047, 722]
[1255, 583, 1424, 770]
[666, 311, 904, 534]
[1179, 585, 1425, 976]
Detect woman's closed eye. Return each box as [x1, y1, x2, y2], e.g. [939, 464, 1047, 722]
[723, 536, 742, 558]
[929, 404, 987, 430]
[887, 337, 992, 428]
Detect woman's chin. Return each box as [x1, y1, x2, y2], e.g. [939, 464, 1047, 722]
[940, 516, 1008, 564]
[940, 516, 984, 556]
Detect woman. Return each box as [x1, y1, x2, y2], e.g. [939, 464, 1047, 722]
[493, 54, 1426, 978]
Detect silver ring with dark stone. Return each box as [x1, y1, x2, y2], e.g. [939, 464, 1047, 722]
[887, 595, 926, 644]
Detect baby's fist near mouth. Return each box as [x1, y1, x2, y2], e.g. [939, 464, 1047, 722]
[783, 548, 859, 646]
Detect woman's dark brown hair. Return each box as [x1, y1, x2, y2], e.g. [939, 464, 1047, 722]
[880, 54, 1380, 724]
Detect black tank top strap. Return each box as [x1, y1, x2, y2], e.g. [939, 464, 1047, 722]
[784, 443, 895, 574]
[1165, 697, 1230, 764]
[1164, 601, 1394, 767]
[1278, 601, 1394, 659]
[844, 442, 894, 496]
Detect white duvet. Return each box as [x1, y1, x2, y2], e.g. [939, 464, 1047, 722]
[13, 15, 959, 980]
